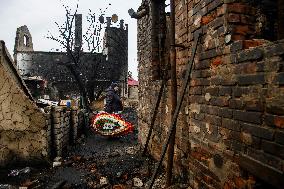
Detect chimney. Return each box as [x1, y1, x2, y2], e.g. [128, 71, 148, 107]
[106, 17, 112, 28]
[75, 14, 82, 52]
[120, 19, 124, 29]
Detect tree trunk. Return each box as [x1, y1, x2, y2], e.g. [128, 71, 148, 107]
[66, 64, 89, 111]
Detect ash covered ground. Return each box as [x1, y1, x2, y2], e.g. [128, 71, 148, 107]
[0, 108, 173, 189]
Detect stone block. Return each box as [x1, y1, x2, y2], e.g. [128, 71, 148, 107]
[0, 146, 11, 167]
[0, 119, 13, 130]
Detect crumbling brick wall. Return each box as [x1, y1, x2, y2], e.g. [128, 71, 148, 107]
[137, 0, 171, 156]
[0, 41, 48, 166]
[138, 0, 284, 188]
[0, 41, 86, 166]
[45, 107, 83, 158]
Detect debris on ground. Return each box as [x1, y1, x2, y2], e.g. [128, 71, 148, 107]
[8, 167, 31, 177]
[133, 177, 143, 187]
[0, 108, 171, 188]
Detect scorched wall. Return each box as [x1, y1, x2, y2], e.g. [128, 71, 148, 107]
[137, 0, 284, 188]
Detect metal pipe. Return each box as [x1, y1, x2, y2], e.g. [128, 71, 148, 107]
[142, 77, 167, 156]
[166, 0, 177, 186]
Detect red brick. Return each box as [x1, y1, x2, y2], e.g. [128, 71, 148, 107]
[240, 14, 254, 25]
[211, 56, 223, 67]
[234, 25, 250, 35]
[234, 63, 257, 74]
[231, 34, 246, 41]
[275, 116, 284, 128]
[201, 12, 216, 25]
[211, 97, 229, 107]
[217, 4, 227, 17]
[243, 40, 266, 49]
[227, 3, 253, 15]
[227, 13, 240, 23]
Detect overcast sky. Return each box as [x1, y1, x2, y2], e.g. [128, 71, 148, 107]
[0, 0, 140, 79]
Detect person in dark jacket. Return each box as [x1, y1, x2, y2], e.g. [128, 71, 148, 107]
[104, 83, 123, 113]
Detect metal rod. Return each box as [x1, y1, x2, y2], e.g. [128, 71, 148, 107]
[147, 33, 201, 189]
[166, 0, 177, 186]
[142, 78, 167, 156]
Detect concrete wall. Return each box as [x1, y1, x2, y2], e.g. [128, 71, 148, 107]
[137, 0, 284, 188]
[0, 41, 47, 166]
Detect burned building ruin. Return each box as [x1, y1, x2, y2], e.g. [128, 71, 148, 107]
[14, 16, 128, 100]
[137, 0, 284, 188]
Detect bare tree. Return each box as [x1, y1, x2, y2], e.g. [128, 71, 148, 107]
[46, 0, 109, 110]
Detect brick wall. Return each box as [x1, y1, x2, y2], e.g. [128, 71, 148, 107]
[45, 107, 84, 158]
[137, 0, 284, 188]
[0, 41, 85, 166]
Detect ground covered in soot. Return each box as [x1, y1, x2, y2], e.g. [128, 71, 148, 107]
[0, 108, 177, 189]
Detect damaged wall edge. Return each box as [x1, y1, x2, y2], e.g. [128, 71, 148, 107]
[0, 40, 34, 102]
[128, 2, 149, 19]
